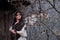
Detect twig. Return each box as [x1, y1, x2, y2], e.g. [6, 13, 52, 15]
[46, 0, 60, 14]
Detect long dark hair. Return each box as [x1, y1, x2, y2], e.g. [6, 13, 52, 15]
[13, 11, 24, 25]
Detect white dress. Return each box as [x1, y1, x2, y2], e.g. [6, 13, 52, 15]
[9, 24, 27, 40]
[18, 37, 26, 40]
[17, 24, 27, 40]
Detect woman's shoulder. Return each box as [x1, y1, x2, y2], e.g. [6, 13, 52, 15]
[20, 22, 25, 27]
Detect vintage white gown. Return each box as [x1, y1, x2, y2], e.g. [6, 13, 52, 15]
[9, 24, 27, 40]
[17, 24, 27, 40]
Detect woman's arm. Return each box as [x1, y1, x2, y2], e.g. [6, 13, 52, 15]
[9, 26, 16, 34]
[9, 21, 20, 34]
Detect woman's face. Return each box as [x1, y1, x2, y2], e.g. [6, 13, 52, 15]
[16, 12, 21, 20]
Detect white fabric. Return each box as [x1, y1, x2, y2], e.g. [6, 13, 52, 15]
[17, 24, 27, 37]
[17, 24, 27, 40]
[9, 24, 27, 40]
[18, 37, 27, 40]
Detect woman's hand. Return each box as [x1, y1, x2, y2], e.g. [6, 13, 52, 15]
[16, 31, 23, 35]
[12, 30, 16, 34]
[15, 20, 19, 25]
[16, 30, 27, 37]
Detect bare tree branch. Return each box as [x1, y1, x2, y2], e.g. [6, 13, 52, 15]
[46, 0, 60, 14]
[40, 21, 59, 40]
[38, 0, 42, 13]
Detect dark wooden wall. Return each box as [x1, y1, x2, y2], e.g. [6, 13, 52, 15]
[0, 10, 13, 40]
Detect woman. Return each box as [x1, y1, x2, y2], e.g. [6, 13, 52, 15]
[9, 11, 27, 40]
